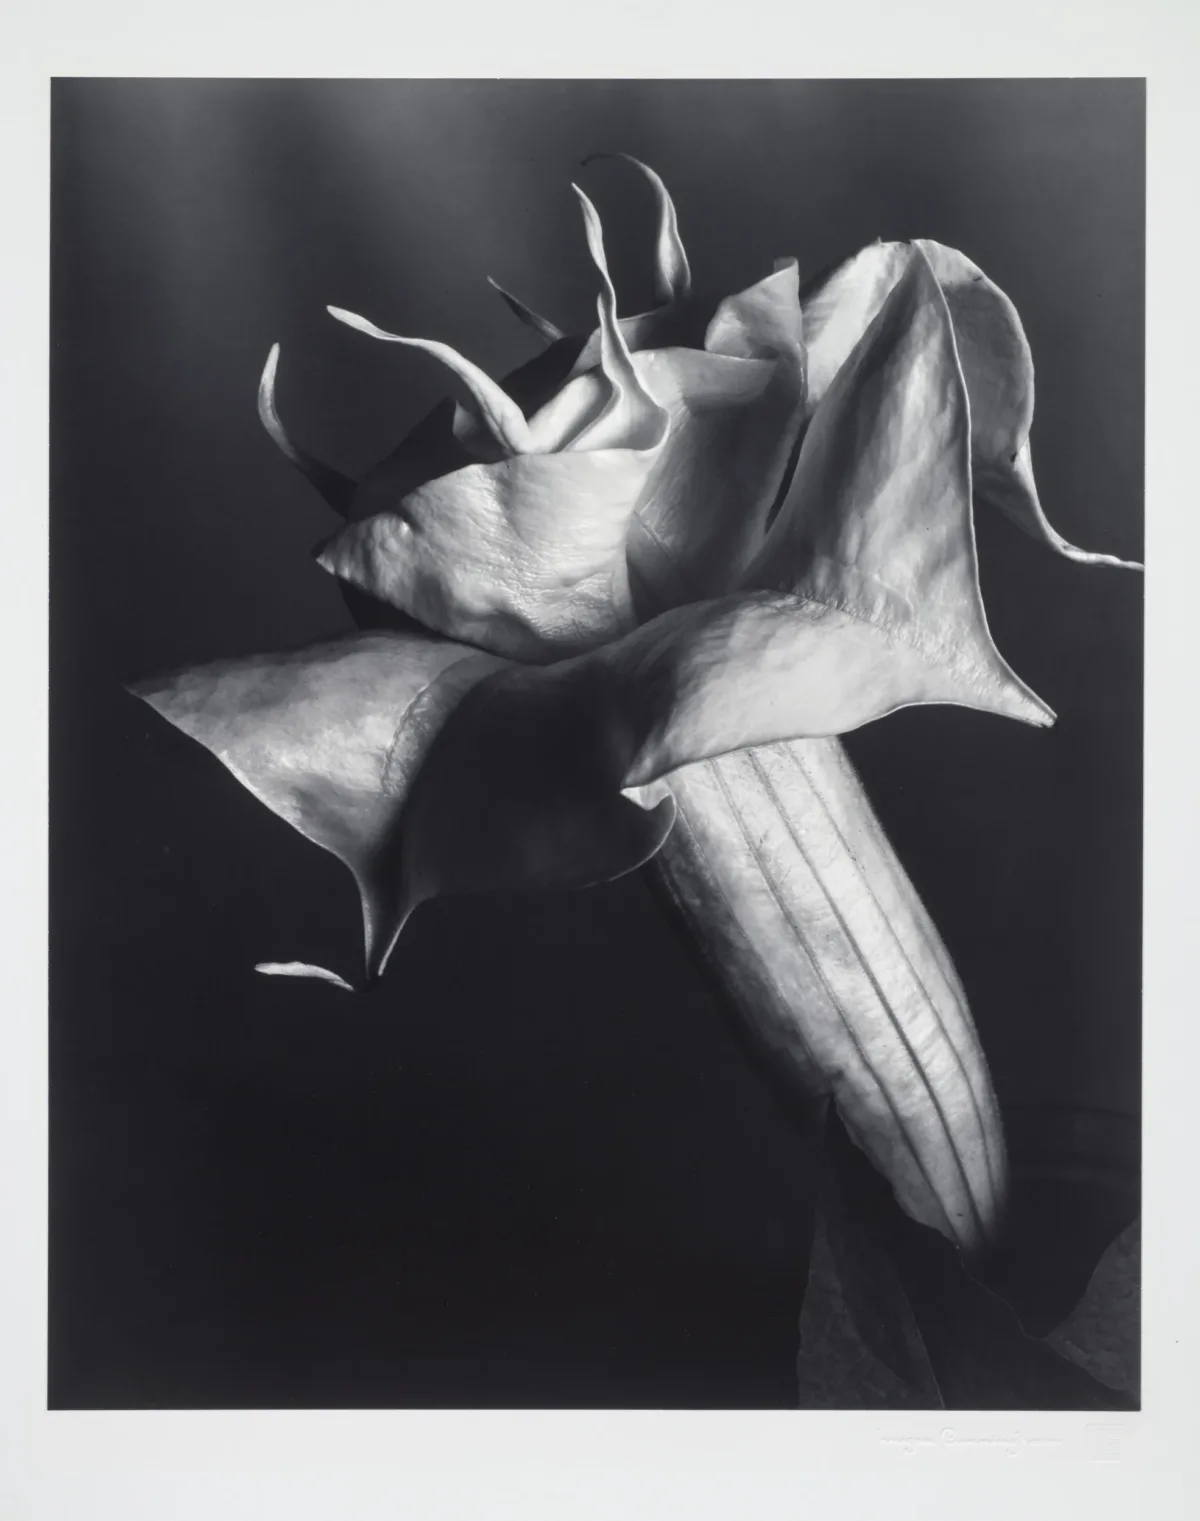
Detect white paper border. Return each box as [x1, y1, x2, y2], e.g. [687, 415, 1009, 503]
[3, 3, 1196, 1516]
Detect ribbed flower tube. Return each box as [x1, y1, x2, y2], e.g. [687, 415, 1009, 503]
[652, 735, 1007, 1255]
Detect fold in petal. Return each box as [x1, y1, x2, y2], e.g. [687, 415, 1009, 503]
[802, 239, 1140, 567]
[568, 186, 670, 453]
[128, 632, 503, 982]
[704, 258, 805, 362]
[390, 255, 1057, 924]
[130, 632, 683, 981]
[750, 247, 1051, 728]
[623, 261, 807, 610]
[569, 302, 710, 378]
[625, 347, 804, 608]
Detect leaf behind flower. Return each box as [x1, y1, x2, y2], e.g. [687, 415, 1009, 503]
[797, 1109, 1137, 1410]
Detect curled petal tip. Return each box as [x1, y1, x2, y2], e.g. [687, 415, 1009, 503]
[1063, 547, 1144, 572]
[256, 340, 353, 515]
[577, 153, 691, 305]
[328, 304, 532, 456]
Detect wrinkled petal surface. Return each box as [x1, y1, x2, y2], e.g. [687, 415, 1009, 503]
[317, 445, 661, 660]
[391, 251, 1054, 934]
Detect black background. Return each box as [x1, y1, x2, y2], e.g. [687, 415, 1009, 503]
[50, 79, 1143, 1408]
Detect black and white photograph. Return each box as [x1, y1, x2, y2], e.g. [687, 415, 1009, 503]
[47, 76, 1147, 1417]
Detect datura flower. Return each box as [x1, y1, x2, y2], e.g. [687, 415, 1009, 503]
[131, 156, 1139, 1258]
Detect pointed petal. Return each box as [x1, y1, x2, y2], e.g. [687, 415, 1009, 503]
[704, 258, 805, 361]
[568, 185, 668, 452]
[486, 276, 565, 345]
[582, 151, 692, 305]
[257, 344, 355, 516]
[751, 246, 1051, 730]
[802, 240, 1140, 568]
[128, 632, 504, 979]
[327, 305, 534, 456]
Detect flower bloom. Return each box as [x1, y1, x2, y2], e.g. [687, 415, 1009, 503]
[132, 158, 1138, 1252]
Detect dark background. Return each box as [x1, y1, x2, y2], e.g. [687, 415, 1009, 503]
[50, 79, 1144, 1409]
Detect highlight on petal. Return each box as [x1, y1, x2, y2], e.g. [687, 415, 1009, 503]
[327, 305, 534, 457]
[802, 239, 1140, 568]
[704, 258, 806, 362]
[750, 247, 1053, 730]
[257, 344, 355, 516]
[486, 275, 565, 346]
[392, 550, 1053, 936]
[128, 632, 504, 981]
[316, 443, 660, 661]
[381, 256, 1060, 916]
[581, 152, 692, 305]
[653, 737, 1008, 1253]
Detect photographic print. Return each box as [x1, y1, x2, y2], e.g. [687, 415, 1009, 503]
[50, 77, 1143, 1411]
